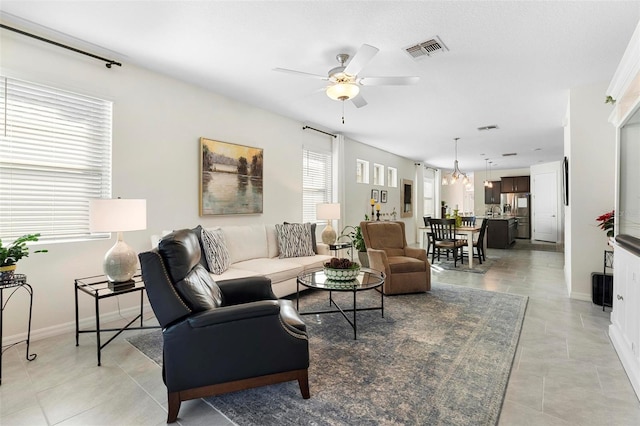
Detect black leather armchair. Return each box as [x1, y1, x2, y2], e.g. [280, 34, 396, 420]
[139, 229, 310, 423]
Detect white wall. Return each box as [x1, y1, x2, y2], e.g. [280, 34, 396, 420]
[565, 81, 617, 300]
[0, 32, 416, 340]
[341, 138, 417, 240]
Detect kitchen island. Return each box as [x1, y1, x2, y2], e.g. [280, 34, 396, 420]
[485, 216, 518, 249]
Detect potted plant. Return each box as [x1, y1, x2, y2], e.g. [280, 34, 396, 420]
[338, 224, 368, 267]
[0, 233, 47, 280]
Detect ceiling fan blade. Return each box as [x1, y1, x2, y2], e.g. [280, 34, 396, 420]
[273, 68, 328, 80]
[358, 76, 420, 86]
[351, 95, 368, 108]
[344, 44, 379, 76]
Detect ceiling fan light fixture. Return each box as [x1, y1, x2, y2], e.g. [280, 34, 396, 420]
[326, 82, 359, 101]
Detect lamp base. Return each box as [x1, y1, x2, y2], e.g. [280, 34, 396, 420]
[108, 279, 136, 291]
[103, 234, 138, 283]
[321, 224, 337, 245]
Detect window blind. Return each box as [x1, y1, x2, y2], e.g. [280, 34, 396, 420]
[302, 148, 333, 224]
[0, 76, 112, 243]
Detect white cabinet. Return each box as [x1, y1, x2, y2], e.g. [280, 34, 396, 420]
[609, 244, 640, 399]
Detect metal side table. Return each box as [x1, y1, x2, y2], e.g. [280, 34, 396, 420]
[1, 274, 37, 385]
[75, 274, 159, 366]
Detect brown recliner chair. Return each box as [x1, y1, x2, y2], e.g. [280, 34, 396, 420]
[360, 221, 431, 295]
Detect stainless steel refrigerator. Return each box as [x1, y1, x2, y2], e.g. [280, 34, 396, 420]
[501, 193, 531, 239]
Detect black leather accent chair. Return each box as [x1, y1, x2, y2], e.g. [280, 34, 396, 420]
[139, 229, 310, 423]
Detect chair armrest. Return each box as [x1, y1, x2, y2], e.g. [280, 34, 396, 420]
[316, 242, 330, 255]
[217, 276, 276, 305]
[187, 300, 280, 328]
[404, 247, 427, 261]
[366, 248, 390, 277]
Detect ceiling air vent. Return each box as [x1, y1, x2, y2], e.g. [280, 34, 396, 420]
[478, 125, 499, 131]
[404, 36, 448, 60]
[502, 153, 518, 157]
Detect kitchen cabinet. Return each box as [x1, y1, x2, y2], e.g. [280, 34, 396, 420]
[487, 218, 517, 249]
[610, 240, 640, 399]
[484, 181, 501, 204]
[501, 176, 530, 193]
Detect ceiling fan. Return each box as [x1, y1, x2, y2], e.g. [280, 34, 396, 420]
[274, 44, 419, 109]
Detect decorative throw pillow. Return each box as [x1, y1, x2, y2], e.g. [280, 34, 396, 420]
[275, 223, 315, 259]
[200, 228, 231, 274]
[284, 222, 318, 254]
[191, 225, 211, 271]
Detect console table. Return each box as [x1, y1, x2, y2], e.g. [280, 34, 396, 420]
[75, 274, 159, 366]
[0, 274, 37, 385]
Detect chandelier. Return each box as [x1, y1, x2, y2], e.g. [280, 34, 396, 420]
[442, 138, 468, 185]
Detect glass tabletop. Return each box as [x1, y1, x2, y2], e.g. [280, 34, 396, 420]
[297, 267, 384, 291]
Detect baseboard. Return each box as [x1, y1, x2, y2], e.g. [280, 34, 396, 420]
[1, 303, 154, 346]
[569, 290, 591, 302]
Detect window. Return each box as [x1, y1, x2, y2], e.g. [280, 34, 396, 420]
[0, 76, 112, 243]
[356, 159, 369, 184]
[387, 167, 398, 188]
[373, 163, 385, 186]
[302, 148, 333, 223]
[423, 175, 435, 218]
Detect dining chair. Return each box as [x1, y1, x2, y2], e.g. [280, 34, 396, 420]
[461, 217, 489, 264]
[460, 216, 476, 227]
[429, 218, 465, 267]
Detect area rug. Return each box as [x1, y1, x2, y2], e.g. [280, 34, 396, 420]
[127, 283, 527, 425]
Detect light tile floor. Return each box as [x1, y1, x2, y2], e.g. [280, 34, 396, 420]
[2, 245, 639, 425]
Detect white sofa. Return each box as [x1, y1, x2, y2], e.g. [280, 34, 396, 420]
[203, 224, 331, 298]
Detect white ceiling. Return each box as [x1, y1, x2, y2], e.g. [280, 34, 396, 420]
[1, 1, 639, 173]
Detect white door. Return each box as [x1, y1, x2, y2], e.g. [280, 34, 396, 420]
[533, 171, 558, 242]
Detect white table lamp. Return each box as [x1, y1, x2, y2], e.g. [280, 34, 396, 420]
[316, 203, 340, 245]
[90, 199, 147, 285]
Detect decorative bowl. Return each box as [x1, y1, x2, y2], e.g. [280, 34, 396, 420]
[323, 265, 361, 281]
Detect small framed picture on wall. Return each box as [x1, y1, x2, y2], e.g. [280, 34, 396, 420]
[371, 189, 379, 202]
[381, 190, 388, 203]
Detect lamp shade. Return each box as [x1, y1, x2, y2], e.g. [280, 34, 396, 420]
[90, 199, 147, 232]
[316, 203, 341, 220]
[326, 83, 359, 101]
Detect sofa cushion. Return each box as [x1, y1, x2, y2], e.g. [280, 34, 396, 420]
[276, 223, 315, 259]
[288, 254, 332, 269]
[201, 228, 231, 274]
[220, 225, 269, 264]
[266, 224, 279, 258]
[232, 258, 304, 283]
[388, 256, 428, 273]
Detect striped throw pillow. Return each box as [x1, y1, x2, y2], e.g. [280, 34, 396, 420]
[201, 228, 231, 274]
[275, 223, 315, 259]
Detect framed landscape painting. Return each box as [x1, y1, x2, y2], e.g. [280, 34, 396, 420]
[200, 138, 263, 215]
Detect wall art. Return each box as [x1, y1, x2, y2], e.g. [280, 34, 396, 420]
[200, 138, 263, 215]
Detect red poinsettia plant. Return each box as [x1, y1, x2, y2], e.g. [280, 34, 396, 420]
[596, 210, 615, 237]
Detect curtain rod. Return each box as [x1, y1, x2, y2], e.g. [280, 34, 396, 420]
[302, 125, 336, 138]
[0, 23, 122, 68]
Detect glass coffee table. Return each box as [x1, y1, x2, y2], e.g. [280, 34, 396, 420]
[296, 267, 385, 339]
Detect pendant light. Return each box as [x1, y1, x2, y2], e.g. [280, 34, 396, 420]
[483, 158, 490, 187]
[487, 161, 494, 188]
[448, 137, 468, 185]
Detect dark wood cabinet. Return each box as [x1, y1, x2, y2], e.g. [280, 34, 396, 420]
[487, 218, 517, 249]
[501, 176, 530, 193]
[484, 181, 501, 204]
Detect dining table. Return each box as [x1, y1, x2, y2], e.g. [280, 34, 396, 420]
[418, 225, 486, 269]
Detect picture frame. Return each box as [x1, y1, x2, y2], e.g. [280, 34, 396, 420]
[200, 137, 264, 215]
[371, 189, 379, 203]
[381, 190, 388, 203]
